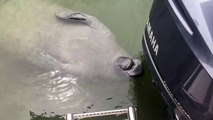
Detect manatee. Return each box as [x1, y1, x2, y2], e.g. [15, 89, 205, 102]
[0, 0, 142, 119]
[0, 0, 130, 79]
[0, 0, 143, 79]
[0, 0, 134, 116]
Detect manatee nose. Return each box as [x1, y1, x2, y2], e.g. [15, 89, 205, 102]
[115, 56, 143, 77]
[126, 59, 143, 77]
[116, 56, 134, 70]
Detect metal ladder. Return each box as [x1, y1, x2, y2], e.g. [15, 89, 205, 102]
[65, 107, 137, 120]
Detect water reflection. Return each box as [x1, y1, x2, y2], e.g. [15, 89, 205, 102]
[30, 70, 86, 110]
[0, 50, 132, 120]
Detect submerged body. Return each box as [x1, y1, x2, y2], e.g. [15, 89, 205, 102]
[0, 0, 128, 78]
[0, 0, 132, 119]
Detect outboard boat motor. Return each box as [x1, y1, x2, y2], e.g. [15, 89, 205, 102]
[142, 0, 213, 120]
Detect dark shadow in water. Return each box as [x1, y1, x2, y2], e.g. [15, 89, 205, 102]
[132, 53, 170, 120]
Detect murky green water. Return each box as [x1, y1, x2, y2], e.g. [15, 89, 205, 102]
[0, 0, 168, 120]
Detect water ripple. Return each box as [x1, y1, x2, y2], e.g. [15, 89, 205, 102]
[29, 70, 89, 112]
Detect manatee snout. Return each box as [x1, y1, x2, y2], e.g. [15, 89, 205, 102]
[115, 56, 143, 77]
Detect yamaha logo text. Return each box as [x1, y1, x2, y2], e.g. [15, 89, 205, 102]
[146, 20, 159, 56]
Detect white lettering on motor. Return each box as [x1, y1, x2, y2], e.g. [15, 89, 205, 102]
[146, 19, 159, 56]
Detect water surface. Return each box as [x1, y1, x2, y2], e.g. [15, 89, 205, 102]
[0, 0, 167, 120]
